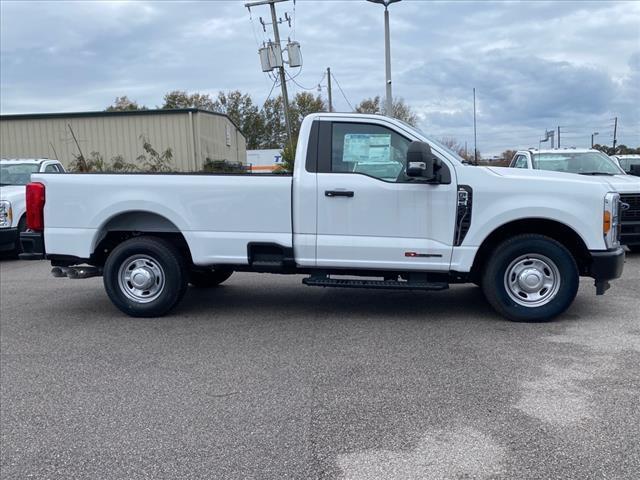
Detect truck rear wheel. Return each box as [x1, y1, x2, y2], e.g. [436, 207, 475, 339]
[189, 269, 233, 288]
[481, 234, 579, 322]
[103, 237, 188, 317]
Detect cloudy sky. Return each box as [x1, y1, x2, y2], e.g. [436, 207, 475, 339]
[1, 0, 639, 155]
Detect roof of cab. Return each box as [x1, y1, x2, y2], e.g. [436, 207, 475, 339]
[518, 148, 598, 154]
[0, 158, 54, 164]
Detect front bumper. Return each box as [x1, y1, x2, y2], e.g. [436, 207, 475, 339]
[0, 227, 19, 252]
[587, 247, 625, 295]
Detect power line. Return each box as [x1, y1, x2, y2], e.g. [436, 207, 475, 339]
[285, 69, 326, 91]
[330, 73, 355, 112]
[265, 76, 280, 103]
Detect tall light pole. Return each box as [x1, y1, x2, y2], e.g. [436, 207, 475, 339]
[591, 131, 599, 148]
[473, 88, 478, 165]
[367, 0, 401, 117]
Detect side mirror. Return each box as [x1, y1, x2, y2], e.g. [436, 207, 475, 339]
[406, 141, 439, 180]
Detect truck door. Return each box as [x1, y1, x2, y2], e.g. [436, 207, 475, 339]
[314, 120, 457, 271]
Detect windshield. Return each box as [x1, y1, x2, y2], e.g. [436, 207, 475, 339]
[531, 151, 623, 175]
[0, 163, 40, 186]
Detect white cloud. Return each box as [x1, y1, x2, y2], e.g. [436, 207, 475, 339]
[1, 0, 639, 154]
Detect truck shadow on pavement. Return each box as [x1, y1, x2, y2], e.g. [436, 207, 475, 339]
[176, 280, 511, 323]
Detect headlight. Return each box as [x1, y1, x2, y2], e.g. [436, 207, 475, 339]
[0, 200, 12, 228]
[603, 192, 620, 249]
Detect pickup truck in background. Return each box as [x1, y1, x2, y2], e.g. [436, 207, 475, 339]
[0, 158, 65, 254]
[611, 155, 640, 176]
[509, 148, 640, 251]
[20, 114, 625, 322]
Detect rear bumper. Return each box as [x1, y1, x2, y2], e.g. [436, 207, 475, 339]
[587, 247, 625, 295]
[19, 230, 45, 260]
[0, 227, 19, 252]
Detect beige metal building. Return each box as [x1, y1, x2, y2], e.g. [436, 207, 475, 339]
[0, 109, 246, 171]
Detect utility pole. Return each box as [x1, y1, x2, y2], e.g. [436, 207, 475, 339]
[383, 5, 393, 116]
[245, 0, 293, 144]
[473, 87, 478, 165]
[557, 126, 561, 148]
[327, 67, 333, 113]
[612, 117, 618, 153]
[591, 131, 599, 148]
[367, 0, 401, 117]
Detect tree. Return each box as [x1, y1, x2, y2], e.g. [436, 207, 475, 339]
[260, 96, 287, 149]
[69, 152, 137, 172]
[500, 149, 517, 164]
[136, 136, 174, 172]
[290, 92, 326, 138]
[355, 96, 418, 126]
[263, 92, 326, 172]
[593, 144, 640, 155]
[259, 92, 327, 151]
[438, 137, 479, 163]
[105, 96, 146, 112]
[162, 90, 216, 111]
[213, 91, 264, 150]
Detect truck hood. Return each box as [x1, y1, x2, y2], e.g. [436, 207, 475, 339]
[0, 185, 25, 202]
[485, 167, 640, 192]
[599, 174, 640, 193]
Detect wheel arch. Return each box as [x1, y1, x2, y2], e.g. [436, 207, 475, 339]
[470, 218, 591, 281]
[91, 210, 193, 266]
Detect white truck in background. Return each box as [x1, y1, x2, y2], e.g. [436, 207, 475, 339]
[0, 159, 65, 254]
[20, 114, 625, 322]
[509, 148, 640, 251]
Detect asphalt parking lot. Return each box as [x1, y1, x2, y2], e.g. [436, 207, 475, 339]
[1, 255, 639, 479]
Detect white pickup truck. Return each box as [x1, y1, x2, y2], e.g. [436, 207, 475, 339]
[1, 158, 65, 254]
[20, 114, 625, 322]
[509, 148, 640, 251]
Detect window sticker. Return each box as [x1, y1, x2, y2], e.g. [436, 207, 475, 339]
[343, 134, 391, 163]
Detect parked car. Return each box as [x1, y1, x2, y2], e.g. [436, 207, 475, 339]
[20, 114, 625, 322]
[509, 149, 640, 251]
[611, 155, 640, 176]
[0, 159, 65, 254]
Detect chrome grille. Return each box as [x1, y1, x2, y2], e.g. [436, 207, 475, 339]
[621, 194, 640, 221]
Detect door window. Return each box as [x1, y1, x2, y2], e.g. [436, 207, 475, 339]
[512, 155, 528, 168]
[331, 123, 411, 182]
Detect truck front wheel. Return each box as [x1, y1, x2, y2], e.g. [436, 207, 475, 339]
[481, 234, 579, 322]
[103, 237, 188, 317]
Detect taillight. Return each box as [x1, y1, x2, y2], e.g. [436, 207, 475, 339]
[26, 182, 45, 231]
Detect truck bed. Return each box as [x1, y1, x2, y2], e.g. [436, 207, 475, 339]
[33, 173, 293, 265]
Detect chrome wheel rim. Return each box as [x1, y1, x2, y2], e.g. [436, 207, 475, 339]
[504, 254, 561, 308]
[117, 254, 165, 304]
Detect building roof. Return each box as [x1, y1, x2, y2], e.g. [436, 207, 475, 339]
[0, 108, 244, 138]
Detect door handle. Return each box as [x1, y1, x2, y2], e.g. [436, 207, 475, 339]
[325, 190, 355, 198]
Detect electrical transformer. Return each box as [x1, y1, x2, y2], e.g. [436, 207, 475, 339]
[258, 42, 283, 72]
[287, 41, 302, 68]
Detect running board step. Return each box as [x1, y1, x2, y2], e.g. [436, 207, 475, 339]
[251, 260, 284, 269]
[302, 277, 449, 291]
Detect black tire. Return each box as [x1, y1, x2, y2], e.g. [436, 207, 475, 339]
[481, 234, 579, 322]
[189, 269, 233, 288]
[103, 236, 188, 318]
[628, 245, 640, 254]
